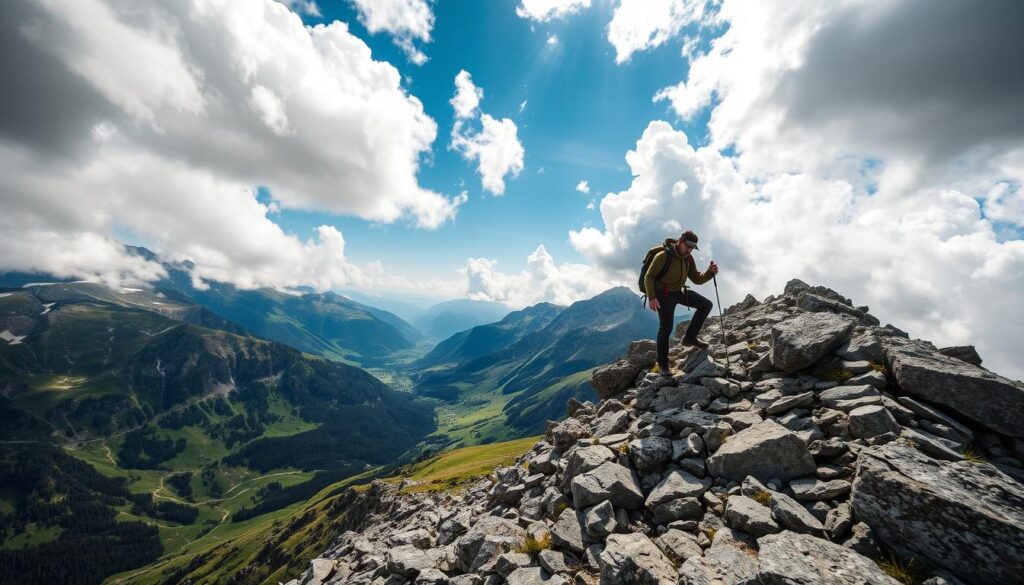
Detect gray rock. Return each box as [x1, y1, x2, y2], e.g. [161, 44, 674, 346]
[505, 567, 562, 585]
[818, 384, 879, 407]
[387, 544, 442, 577]
[937, 345, 982, 366]
[590, 359, 642, 399]
[495, 553, 535, 577]
[562, 445, 616, 490]
[707, 420, 816, 482]
[309, 558, 336, 582]
[650, 496, 703, 524]
[550, 418, 591, 449]
[884, 336, 1024, 437]
[592, 410, 631, 437]
[842, 522, 880, 557]
[598, 533, 677, 585]
[845, 369, 886, 388]
[824, 503, 853, 540]
[765, 391, 814, 415]
[538, 549, 578, 574]
[570, 461, 644, 510]
[651, 384, 713, 411]
[703, 542, 760, 585]
[757, 531, 900, 584]
[585, 500, 617, 539]
[455, 516, 527, 573]
[415, 567, 451, 584]
[550, 507, 589, 554]
[724, 495, 780, 537]
[789, 478, 851, 501]
[835, 329, 883, 362]
[769, 490, 824, 535]
[847, 405, 900, 439]
[654, 529, 702, 564]
[679, 350, 727, 383]
[770, 312, 856, 373]
[628, 437, 673, 472]
[646, 470, 711, 507]
[896, 396, 974, 439]
[851, 440, 1024, 584]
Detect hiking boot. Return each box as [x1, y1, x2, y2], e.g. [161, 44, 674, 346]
[681, 337, 709, 350]
[657, 362, 672, 375]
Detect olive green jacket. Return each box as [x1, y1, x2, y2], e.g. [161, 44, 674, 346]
[644, 239, 713, 299]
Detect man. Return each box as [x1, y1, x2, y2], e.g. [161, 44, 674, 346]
[644, 230, 718, 374]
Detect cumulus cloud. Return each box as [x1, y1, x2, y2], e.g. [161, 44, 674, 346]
[516, 0, 591, 22]
[0, 0, 464, 290]
[460, 245, 610, 307]
[450, 70, 483, 119]
[576, 180, 590, 193]
[450, 71, 525, 195]
[347, 0, 434, 64]
[652, 0, 1024, 183]
[607, 0, 709, 64]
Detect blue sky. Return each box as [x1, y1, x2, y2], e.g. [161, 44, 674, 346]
[278, 0, 707, 286]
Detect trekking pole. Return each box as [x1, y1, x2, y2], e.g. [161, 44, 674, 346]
[712, 273, 731, 374]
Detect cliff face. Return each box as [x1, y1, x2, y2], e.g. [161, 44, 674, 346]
[287, 279, 1024, 585]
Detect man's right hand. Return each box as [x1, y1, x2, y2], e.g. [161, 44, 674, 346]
[648, 297, 660, 311]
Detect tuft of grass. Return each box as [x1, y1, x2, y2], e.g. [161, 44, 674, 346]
[745, 341, 758, 350]
[869, 361, 889, 375]
[876, 555, 927, 585]
[618, 442, 630, 455]
[819, 368, 854, 382]
[546, 500, 569, 521]
[751, 489, 772, 506]
[590, 437, 600, 445]
[702, 527, 717, 541]
[515, 533, 552, 555]
[961, 449, 986, 464]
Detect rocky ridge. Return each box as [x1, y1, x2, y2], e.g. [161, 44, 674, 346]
[287, 279, 1024, 585]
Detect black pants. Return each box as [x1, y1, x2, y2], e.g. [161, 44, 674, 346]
[655, 287, 713, 366]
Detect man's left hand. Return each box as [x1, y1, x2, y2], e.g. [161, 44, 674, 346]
[709, 261, 718, 275]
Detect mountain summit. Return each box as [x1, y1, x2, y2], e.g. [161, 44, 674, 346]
[280, 279, 1024, 585]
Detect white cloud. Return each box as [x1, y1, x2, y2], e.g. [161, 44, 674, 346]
[449, 71, 526, 195]
[0, 0, 465, 291]
[450, 70, 483, 119]
[519, 100, 528, 113]
[607, 0, 709, 64]
[575, 180, 590, 193]
[516, 0, 591, 22]
[547, 34, 560, 46]
[347, 0, 434, 64]
[460, 245, 610, 307]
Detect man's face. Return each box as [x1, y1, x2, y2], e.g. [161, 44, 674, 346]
[677, 241, 692, 255]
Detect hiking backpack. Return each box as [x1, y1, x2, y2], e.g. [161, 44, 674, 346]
[638, 242, 676, 306]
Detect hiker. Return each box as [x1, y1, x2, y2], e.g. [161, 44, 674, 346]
[644, 230, 718, 373]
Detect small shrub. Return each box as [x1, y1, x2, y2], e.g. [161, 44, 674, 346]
[745, 341, 758, 350]
[751, 490, 772, 506]
[618, 442, 630, 454]
[516, 533, 552, 555]
[961, 449, 986, 464]
[876, 555, 927, 585]
[869, 361, 889, 375]
[702, 527, 717, 541]
[590, 437, 600, 445]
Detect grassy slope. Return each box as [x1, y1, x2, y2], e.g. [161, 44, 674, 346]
[109, 435, 540, 585]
